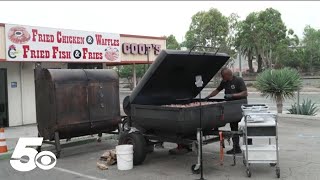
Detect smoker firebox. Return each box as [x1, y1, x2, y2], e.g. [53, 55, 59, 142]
[35, 68, 120, 157]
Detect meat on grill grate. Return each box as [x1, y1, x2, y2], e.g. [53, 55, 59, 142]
[161, 101, 223, 108]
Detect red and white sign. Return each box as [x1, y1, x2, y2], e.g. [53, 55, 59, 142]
[5, 24, 121, 62]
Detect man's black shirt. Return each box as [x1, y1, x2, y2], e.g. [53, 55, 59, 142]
[217, 76, 247, 100]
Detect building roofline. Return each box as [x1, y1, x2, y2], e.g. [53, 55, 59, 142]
[120, 34, 166, 40]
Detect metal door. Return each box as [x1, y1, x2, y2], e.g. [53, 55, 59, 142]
[0, 69, 8, 127]
[88, 81, 120, 126]
[55, 82, 89, 127]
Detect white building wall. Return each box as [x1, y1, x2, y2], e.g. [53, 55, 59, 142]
[0, 62, 23, 126]
[21, 63, 36, 125]
[0, 62, 37, 126]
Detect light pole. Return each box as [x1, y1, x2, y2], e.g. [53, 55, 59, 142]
[133, 63, 136, 88]
[288, 45, 305, 106]
[238, 49, 242, 78]
[147, 48, 150, 69]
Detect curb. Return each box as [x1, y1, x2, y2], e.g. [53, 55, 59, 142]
[0, 134, 118, 161]
[278, 113, 320, 120]
[0, 151, 13, 160]
[278, 114, 320, 122]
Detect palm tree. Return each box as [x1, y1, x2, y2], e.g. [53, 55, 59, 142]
[235, 14, 259, 73]
[255, 68, 302, 113]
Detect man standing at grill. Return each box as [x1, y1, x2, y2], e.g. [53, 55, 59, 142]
[205, 67, 248, 154]
[168, 67, 248, 155]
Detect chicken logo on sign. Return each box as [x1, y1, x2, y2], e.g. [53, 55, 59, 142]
[8, 26, 31, 44]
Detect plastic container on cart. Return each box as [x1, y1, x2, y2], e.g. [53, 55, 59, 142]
[241, 104, 269, 116]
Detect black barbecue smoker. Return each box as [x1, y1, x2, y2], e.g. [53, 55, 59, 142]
[34, 68, 121, 157]
[119, 50, 247, 170]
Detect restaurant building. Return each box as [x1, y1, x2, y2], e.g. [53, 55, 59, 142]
[0, 23, 166, 127]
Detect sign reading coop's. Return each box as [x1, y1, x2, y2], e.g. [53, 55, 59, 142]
[5, 24, 121, 62]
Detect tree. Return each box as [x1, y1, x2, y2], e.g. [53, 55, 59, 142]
[180, 41, 187, 49]
[302, 25, 320, 72]
[166, 35, 180, 50]
[225, 13, 240, 60]
[255, 68, 302, 113]
[257, 8, 287, 68]
[118, 65, 145, 90]
[277, 26, 320, 72]
[235, 12, 259, 72]
[274, 29, 302, 69]
[185, 8, 229, 51]
[235, 8, 287, 72]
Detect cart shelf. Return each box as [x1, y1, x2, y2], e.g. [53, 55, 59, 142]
[242, 145, 278, 162]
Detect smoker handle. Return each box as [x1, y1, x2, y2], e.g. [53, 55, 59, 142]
[189, 46, 220, 55]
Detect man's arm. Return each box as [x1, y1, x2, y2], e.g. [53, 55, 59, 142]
[231, 90, 248, 98]
[206, 89, 221, 99]
[205, 81, 224, 100]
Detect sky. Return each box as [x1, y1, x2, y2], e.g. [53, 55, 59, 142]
[0, 1, 319, 43]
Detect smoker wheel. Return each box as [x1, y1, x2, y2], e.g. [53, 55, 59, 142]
[119, 132, 147, 165]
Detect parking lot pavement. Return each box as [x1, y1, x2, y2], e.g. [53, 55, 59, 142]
[1, 117, 320, 180]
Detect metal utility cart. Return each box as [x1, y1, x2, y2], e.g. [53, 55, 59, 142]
[240, 104, 280, 178]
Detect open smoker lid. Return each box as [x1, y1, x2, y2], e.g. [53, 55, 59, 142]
[130, 50, 230, 105]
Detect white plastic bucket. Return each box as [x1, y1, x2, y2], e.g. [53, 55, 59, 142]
[116, 145, 133, 170]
